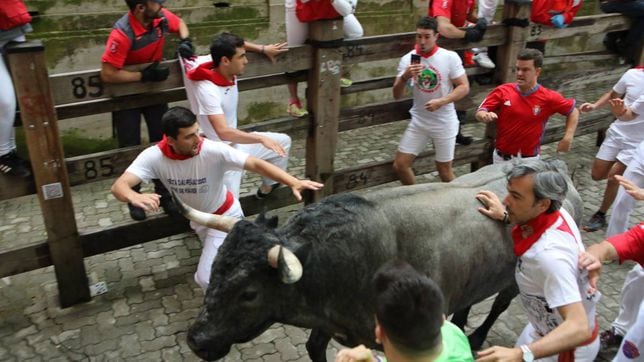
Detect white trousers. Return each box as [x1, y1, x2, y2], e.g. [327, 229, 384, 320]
[191, 199, 244, 290]
[0, 53, 17, 156]
[285, 0, 364, 46]
[473, 0, 499, 54]
[611, 264, 644, 336]
[224, 131, 291, 198]
[614, 300, 644, 362]
[515, 323, 599, 362]
[607, 142, 644, 237]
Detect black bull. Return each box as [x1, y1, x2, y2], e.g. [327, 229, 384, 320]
[181, 162, 582, 361]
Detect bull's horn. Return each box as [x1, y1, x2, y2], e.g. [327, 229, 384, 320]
[267, 245, 303, 284]
[171, 191, 239, 232]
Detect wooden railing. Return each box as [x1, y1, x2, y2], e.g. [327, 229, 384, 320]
[0, 0, 638, 307]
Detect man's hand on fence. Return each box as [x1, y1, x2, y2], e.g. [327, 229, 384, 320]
[177, 37, 195, 59]
[550, 14, 566, 29]
[464, 18, 487, 43]
[140, 62, 170, 82]
[263, 42, 289, 64]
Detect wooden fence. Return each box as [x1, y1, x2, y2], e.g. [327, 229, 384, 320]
[0, 0, 638, 307]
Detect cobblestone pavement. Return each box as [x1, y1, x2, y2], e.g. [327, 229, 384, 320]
[1, 65, 642, 361]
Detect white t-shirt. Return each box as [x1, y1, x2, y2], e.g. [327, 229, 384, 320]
[396, 47, 465, 138]
[183, 55, 239, 143]
[515, 209, 599, 337]
[126, 139, 248, 213]
[610, 68, 644, 140]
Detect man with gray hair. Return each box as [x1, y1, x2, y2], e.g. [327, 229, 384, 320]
[475, 160, 599, 362]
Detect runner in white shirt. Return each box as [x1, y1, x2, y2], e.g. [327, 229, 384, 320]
[111, 107, 322, 290]
[392, 16, 469, 184]
[581, 67, 644, 232]
[476, 160, 600, 362]
[181, 32, 292, 199]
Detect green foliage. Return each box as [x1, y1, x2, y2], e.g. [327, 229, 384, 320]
[15, 127, 117, 158]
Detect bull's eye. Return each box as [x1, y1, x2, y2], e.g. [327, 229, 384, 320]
[241, 289, 258, 303]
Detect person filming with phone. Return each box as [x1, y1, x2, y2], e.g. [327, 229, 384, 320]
[392, 16, 469, 184]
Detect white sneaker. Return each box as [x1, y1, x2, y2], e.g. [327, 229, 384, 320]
[473, 52, 495, 69]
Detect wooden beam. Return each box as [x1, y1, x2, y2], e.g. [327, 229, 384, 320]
[7, 41, 91, 307]
[526, 13, 631, 42]
[48, 48, 312, 107]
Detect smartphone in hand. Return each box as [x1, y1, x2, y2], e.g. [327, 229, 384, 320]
[409, 54, 421, 87]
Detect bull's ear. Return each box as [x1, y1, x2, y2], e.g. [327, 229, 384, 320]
[256, 212, 279, 228]
[267, 245, 302, 284]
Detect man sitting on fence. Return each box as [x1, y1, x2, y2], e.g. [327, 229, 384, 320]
[475, 48, 579, 164]
[111, 106, 322, 290]
[181, 32, 292, 199]
[392, 16, 470, 184]
[100, 0, 192, 221]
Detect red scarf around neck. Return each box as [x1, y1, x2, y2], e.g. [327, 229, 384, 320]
[186, 61, 236, 86]
[414, 44, 439, 58]
[157, 135, 203, 160]
[512, 211, 561, 256]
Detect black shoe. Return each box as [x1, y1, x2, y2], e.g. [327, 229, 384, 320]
[128, 203, 147, 221]
[456, 133, 473, 146]
[0, 150, 31, 178]
[255, 183, 280, 199]
[160, 194, 181, 217]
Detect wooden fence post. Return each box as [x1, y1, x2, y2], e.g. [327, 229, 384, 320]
[7, 41, 90, 308]
[495, 0, 531, 83]
[305, 19, 344, 203]
[482, 0, 532, 164]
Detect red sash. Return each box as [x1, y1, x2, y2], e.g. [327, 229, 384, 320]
[213, 191, 234, 215]
[557, 319, 599, 361]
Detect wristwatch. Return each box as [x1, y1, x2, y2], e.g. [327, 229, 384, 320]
[520, 345, 534, 362]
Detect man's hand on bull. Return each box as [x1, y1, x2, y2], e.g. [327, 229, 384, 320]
[476, 190, 508, 223]
[476, 345, 523, 361]
[289, 179, 324, 201]
[128, 193, 161, 212]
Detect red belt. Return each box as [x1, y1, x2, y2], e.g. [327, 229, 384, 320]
[213, 191, 234, 215]
[557, 318, 599, 362]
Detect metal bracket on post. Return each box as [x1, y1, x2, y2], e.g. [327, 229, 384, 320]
[6, 40, 91, 308]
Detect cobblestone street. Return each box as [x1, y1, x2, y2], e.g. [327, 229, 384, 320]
[1, 66, 642, 361]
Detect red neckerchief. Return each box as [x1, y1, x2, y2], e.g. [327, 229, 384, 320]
[414, 44, 439, 59]
[186, 61, 236, 86]
[157, 135, 203, 160]
[634, 66, 644, 70]
[512, 211, 561, 256]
